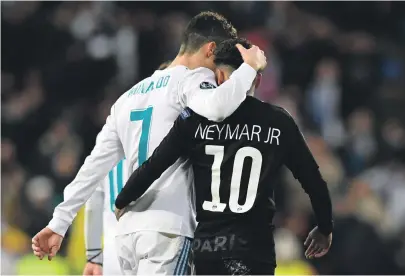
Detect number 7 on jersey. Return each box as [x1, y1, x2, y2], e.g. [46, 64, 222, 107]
[130, 106, 153, 165]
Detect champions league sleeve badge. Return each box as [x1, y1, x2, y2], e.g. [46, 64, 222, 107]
[180, 108, 191, 120]
[199, 81, 217, 89]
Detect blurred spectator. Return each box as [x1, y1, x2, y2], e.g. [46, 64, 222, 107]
[344, 108, 377, 175]
[359, 156, 405, 235]
[340, 32, 381, 118]
[306, 58, 346, 148]
[22, 176, 55, 236]
[245, 30, 281, 103]
[273, 85, 302, 125]
[16, 255, 71, 275]
[274, 228, 316, 275]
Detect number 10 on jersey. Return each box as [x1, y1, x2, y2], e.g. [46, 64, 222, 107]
[204, 145, 262, 214]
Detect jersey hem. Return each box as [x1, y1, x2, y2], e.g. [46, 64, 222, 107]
[115, 228, 194, 239]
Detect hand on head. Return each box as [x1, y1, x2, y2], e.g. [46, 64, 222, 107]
[236, 44, 267, 72]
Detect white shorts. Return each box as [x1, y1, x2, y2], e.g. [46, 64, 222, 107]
[103, 213, 122, 275]
[115, 231, 192, 275]
[103, 236, 122, 275]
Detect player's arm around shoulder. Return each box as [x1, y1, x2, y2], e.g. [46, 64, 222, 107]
[179, 44, 266, 122]
[114, 108, 196, 215]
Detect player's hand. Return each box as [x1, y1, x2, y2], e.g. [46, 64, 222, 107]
[114, 207, 126, 221]
[236, 44, 267, 71]
[32, 227, 63, 261]
[83, 262, 103, 275]
[304, 226, 332, 259]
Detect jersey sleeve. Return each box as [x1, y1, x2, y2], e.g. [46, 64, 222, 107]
[178, 63, 257, 122]
[115, 108, 196, 209]
[283, 113, 333, 236]
[48, 105, 125, 237]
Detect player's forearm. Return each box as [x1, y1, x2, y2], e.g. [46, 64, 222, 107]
[115, 154, 178, 209]
[115, 165, 158, 209]
[115, 124, 185, 209]
[49, 153, 121, 236]
[48, 114, 124, 236]
[84, 190, 104, 264]
[300, 172, 333, 236]
[284, 114, 333, 236]
[290, 151, 333, 235]
[189, 63, 257, 122]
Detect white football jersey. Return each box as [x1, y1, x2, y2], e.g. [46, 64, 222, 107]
[100, 159, 129, 237]
[114, 66, 196, 236]
[100, 159, 129, 273]
[48, 64, 258, 238]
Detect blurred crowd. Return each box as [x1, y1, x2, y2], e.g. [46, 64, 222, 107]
[2, 1, 405, 275]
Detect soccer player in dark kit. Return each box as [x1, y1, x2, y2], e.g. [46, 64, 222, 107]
[115, 38, 333, 275]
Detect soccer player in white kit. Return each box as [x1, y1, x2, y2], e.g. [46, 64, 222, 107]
[82, 62, 171, 276]
[32, 11, 266, 275]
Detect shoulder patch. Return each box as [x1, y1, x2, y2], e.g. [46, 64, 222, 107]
[180, 108, 191, 120]
[199, 81, 217, 90]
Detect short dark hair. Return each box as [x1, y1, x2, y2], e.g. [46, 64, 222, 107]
[180, 11, 237, 54]
[214, 38, 252, 69]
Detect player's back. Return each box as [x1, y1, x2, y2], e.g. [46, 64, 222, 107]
[114, 66, 196, 237]
[189, 96, 296, 263]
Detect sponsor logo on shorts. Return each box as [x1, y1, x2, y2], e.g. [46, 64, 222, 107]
[192, 234, 247, 253]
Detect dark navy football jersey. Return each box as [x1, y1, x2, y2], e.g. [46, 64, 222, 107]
[116, 96, 333, 264]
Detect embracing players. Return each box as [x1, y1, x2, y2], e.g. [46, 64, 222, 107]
[32, 11, 267, 275]
[115, 38, 333, 275]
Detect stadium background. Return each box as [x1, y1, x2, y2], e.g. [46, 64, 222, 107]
[1, 1, 405, 274]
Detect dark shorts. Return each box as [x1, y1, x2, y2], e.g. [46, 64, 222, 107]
[194, 258, 275, 275]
